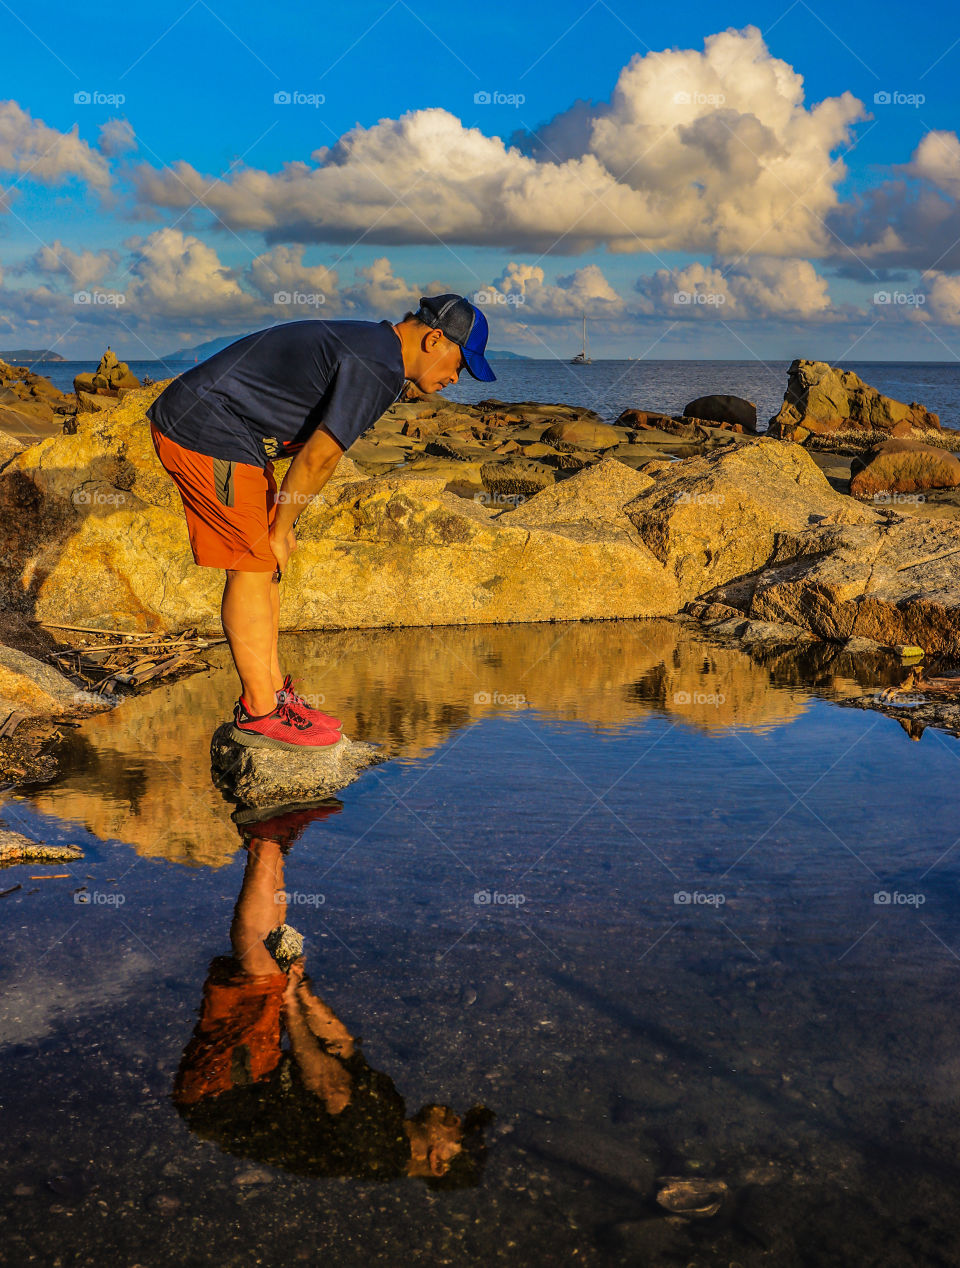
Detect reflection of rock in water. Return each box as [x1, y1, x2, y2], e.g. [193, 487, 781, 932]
[624, 624, 811, 732]
[20, 619, 868, 866]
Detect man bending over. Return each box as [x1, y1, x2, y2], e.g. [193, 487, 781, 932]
[147, 294, 496, 750]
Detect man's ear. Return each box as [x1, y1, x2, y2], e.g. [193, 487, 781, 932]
[427, 1145, 446, 1177]
[422, 326, 444, 354]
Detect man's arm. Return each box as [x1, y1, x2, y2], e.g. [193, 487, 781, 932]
[268, 424, 344, 570]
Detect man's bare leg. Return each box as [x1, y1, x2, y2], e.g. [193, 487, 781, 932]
[268, 571, 284, 694]
[230, 836, 286, 975]
[221, 569, 285, 716]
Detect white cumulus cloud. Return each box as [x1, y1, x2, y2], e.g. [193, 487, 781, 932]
[130, 28, 864, 260]
[634, 256, 834, 320]
[476, 261, 626, 320]
[124, 227, 255, 320]
[25, 240, 120, 290]
[0, 100, 112, 192]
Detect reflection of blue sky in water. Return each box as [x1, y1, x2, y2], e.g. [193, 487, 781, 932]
[1, 621, 958, 1260]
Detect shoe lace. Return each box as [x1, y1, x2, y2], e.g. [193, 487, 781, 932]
[277, 700, 311, 730]
[283, 677, 308, 704]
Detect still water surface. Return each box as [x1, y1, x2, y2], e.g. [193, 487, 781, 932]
[1, 619, 958, 1265]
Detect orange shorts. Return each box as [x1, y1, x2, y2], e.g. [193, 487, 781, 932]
[174, 962, 287, 1106]
[149, 420, 279, 571]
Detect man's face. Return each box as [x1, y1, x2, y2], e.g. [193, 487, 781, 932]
[417, 328, 464, 393]
[420, 1105, 464, 1174]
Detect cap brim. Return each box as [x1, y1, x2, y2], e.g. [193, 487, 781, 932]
[462, 346, 497, 382]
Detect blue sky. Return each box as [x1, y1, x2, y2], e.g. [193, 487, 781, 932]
[1, 0, 959, 358]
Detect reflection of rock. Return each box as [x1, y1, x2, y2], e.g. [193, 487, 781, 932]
[22, 620, 833, 866]
[839, 688, 960, 742]
[768, 359, 944, 450]
[210, 725, 385, 808]
[849, 439, 960, 498]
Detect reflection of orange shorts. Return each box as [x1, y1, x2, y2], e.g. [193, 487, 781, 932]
[149, 420, 278, 571]
[174, 961, 287, 1106]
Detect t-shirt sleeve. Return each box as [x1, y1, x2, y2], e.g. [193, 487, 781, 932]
[315, 356, 401, 452]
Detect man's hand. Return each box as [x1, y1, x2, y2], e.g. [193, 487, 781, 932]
[269, 524, 297, 573]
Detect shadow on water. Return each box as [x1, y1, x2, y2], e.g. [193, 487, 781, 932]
[3, 617, 960, 1265]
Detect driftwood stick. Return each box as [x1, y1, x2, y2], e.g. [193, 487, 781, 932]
[37, 621, 157, 636]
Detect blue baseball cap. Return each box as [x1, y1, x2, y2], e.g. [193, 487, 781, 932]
[416, 293, 497, 382]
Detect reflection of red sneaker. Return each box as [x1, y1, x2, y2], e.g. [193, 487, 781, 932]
[235, 799, 343, 848]
[277, 674, 342, 730]
[231, 697, 343, 750]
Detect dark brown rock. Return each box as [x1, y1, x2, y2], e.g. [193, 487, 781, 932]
[682, 394, 758, 431]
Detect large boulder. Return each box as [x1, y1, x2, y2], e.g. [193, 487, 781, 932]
[768, 359, 943, 448]
[0, 642, 110, 720]
[539, 419, 620, 450]
[73, 346, 141, 398]
[0, 385, 678, 632]
[849, 439, 960, 500]
[683, 395, 758, 432]
[705, 515, 960, 653]
[621, 438, 877, 604]
[11, 379, 960, 655]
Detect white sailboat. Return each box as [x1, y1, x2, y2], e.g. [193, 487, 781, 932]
[570, 313, 592, 364]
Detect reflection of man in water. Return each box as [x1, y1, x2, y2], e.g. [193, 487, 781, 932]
[173, 803, 492, 1185]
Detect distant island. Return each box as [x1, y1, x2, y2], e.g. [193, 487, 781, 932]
[0, 348, 66, 363]
[162, 334, 533, 363]
[161, 334, 248, 362]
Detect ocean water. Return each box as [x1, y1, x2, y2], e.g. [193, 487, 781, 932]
[1, 621, 960, 1265]
[24, 357, 960, 430]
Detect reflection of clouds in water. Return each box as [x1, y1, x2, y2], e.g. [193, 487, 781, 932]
[0, 950, 157, 1048]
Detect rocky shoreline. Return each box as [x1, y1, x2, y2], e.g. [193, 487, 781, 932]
[0, 356, 959, 789]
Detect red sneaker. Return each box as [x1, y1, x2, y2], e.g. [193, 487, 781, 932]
[235, 799, 343, 849]
[276, 674, 342, 730]
[230, 697, 344, 751]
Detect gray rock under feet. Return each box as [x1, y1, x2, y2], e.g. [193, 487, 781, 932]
[210, 725, 386, 808]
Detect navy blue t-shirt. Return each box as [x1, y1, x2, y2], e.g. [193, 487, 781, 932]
[147, 319, 405, 466]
